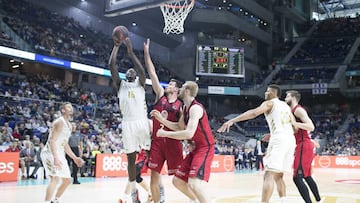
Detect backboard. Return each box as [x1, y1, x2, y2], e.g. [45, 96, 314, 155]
[104, 0, 171, 16]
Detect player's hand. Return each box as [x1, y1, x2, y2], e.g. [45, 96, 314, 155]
[144, 38, 150, 54]
[262, 133, 270, 142]
[74, 157, 84, 167]
[53, 157, 62, 170]
[156, 124, 167, 137]
[150, 110, 162, 121]
[217, 120, 234, 133]
[312, 139, 320, 148]
[186, 140, 196, 153]
[124, 37, 133, 54]
[112, 36, 122, 47]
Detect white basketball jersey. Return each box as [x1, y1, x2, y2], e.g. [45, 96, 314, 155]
[118, 78, 147, 121]
[265, 98, 294, 135]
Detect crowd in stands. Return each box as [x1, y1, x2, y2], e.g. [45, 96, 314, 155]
[289, 16, 360, 65]
[320, 112, 360, 156]
[271, 66, 337, 85]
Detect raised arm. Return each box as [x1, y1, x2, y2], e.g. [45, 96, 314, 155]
[124, 38, 146, 87]
[108, 44, 121, 91]
[144, 38, 164, 100]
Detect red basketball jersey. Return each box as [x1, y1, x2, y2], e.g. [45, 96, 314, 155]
[292, 105, 312, 145]
[292, 104, 315, 177]
[183, 100, 214, 147]
[152, 95, 182, 140]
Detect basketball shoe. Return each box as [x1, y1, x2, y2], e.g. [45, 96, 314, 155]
[131, 189, 141, 203]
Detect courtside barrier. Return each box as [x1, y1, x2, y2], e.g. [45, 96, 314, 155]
[313, 156, 360, 169]
[0, 152, 20, 182]
[95, 154, 235, 177]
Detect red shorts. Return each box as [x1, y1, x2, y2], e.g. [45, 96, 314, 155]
[148, 138, 183, 175]
[293, 141, 315, 178]
[175, 145, 214, 182]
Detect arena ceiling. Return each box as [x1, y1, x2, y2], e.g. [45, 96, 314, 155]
[65, 0, 260, 48]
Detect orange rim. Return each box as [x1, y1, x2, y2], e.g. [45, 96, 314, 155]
[161, 0, 195, 9]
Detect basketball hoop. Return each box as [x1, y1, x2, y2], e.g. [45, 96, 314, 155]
[160, 0, 195, 34]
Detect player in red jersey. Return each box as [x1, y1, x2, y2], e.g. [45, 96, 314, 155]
[285, 90, 322, 203]
[144, 38, 195, 203]
[151, 81, 215, 203]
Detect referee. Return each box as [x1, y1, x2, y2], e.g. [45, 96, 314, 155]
[67, 122, 83, 184]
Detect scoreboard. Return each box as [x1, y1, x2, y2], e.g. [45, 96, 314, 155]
[196, 45, 245, 78]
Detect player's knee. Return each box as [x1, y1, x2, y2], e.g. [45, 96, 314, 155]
[62, 178, 71, 186]
[172, 176, 185, 188]
[188, 180, 199, 192]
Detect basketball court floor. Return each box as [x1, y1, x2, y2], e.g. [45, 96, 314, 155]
[1, 168, 359, 203]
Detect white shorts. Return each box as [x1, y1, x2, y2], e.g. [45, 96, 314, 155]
[122, 118, 151, 154]
[40, 150, 71, 178]
[264, 133, 295, 173]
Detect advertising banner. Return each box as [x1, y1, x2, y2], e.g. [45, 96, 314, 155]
[95, 154, 235, 177]
[313, 156, 360, 169]
[0, 152, 20, 182]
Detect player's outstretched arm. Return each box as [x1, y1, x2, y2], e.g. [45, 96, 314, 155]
[144, 38, 164, 99]
[108, 43, 121, 91]
[217, 100, 272, 133]
[125, 38, 146, 87]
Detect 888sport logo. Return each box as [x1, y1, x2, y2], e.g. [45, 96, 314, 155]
[102, 156, 127, 171]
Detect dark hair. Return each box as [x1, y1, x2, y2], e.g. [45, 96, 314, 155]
[170, 79, 183, 88]
[286, 90, 301, 102]
[268, 84, 282, 97]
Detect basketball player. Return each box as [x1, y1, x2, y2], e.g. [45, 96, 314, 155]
[151, 81, 214, 203]
[41, 102, 84, 203]
[285, 90, 322, 203]
[217, 85, 296, 203]
[109, 36, 151, 203]
[144, 38, 192, 203]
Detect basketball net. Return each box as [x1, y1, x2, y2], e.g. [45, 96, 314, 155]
[160, 0, 195, 34]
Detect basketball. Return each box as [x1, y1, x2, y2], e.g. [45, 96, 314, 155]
[112, 25, 129, 43]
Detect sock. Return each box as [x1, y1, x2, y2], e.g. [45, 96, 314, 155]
[129, 181, 136, 192]
[280, 196, 286, 203]
[45, 201, 51, 203]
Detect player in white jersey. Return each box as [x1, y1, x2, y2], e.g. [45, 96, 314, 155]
[217, 85, 296, 203]
[109, 36, 150, 203]
[41, 102, 84, 203]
